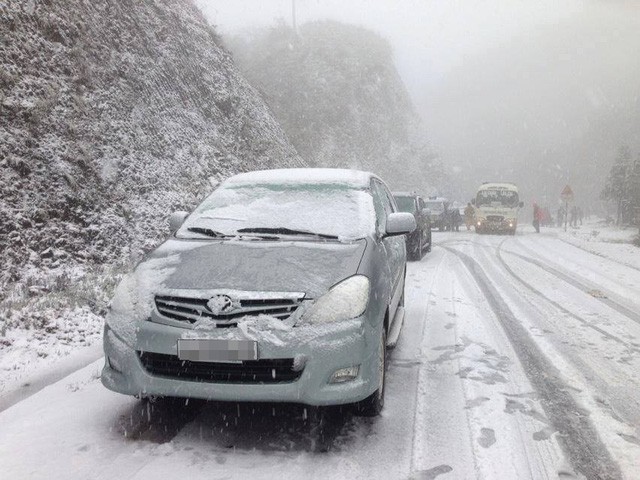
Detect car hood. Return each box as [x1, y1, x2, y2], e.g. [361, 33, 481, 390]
[136, 238, 368, 299]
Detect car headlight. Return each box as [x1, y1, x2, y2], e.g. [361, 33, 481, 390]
[303, 276, 370, 324]
[104, 274, 142, 346]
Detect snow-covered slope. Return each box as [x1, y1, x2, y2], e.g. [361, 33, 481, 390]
[0, 0, 303, 368]
[0, 1, 302, 310]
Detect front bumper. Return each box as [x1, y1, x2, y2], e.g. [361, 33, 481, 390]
[101, 317, 378, 406]
[476, 219, 516, 231]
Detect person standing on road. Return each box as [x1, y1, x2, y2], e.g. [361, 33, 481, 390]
[533, 202, 541, 233]
[464, 202, 475, 231]
[570, 205, 578, 227]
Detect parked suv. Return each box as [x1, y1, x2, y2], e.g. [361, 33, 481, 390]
[393, 192, 432, 260]
[102, 169, 416, 416]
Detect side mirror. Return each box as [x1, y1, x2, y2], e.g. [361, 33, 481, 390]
[519, 201, 524, 208]
[471, 198, 476, 205]
[168, 211, 189, 233]
[385, 212, 417, 237]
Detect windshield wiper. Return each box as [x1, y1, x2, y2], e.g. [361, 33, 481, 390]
[237, 227, 339, 240]
[186, 227, 231, 238]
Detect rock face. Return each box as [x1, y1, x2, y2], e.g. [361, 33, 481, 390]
[0, 0, 303, 293]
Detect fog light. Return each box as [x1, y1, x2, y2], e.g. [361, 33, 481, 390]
[477, 221, 482, 226]
[509, 223, 513, 228]
[329, 365, 360, 384]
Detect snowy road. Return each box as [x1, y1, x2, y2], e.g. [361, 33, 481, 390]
[1, 231, 639, 479]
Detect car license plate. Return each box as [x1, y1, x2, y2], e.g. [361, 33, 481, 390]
[177, 339, 258, 363]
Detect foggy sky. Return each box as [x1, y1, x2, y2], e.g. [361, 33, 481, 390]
[197, 0, 640, 208]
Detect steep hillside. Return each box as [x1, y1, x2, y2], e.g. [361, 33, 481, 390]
[227, 21, 440, 191]
[0, 0, 302, 356]
[0, 0, 302, 287]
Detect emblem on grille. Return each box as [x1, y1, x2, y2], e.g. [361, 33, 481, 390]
[206, 295, 235, 315]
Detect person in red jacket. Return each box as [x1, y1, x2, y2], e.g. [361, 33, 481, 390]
[532, 202, 543, 233]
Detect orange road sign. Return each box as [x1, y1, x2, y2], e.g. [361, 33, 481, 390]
[561, 185, 574, 201]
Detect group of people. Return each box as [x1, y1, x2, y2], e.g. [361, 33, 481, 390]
[459, 201, 586, 234]
[557, 205, 584, 228]
[533, 203, 584, 233]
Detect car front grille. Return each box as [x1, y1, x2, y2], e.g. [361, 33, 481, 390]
[486, 215, 504, 223]
[138, 352, 302, 384]
[154, 294, 304, 326]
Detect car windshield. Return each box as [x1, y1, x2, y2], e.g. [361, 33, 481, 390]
[394, 196, 416, 213]
[425, 201, 444, 213]
[476, 189, 519, 207]
[177, 182, 376, 240]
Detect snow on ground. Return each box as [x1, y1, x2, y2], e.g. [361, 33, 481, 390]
[1, 230, 639, 479]
[541, 218, 640, 271]
[0, 306, 103, 395]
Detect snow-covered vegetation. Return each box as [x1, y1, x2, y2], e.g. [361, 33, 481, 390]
[0, 0, 302, 369]
[601, 146, 640, 241]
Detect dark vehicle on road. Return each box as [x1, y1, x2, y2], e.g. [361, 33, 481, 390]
[425, 197, 450, 231]
[393, 192, 432, 260]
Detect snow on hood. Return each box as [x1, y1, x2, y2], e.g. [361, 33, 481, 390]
[105, 248, 190, 345]
[106, 237, 367, 344]
[155, 238, 367, 298]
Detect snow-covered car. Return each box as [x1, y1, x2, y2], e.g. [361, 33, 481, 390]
[101, 168, 416, 416]
[393, 192, 432, 260]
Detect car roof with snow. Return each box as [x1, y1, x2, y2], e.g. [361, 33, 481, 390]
[479, 182, 519, 191]
[225, 168, 377, 188]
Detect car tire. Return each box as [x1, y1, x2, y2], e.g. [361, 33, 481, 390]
[408, 237, 421, 261]
[354, 329, 387, 417]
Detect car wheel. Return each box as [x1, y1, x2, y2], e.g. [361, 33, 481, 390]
[354, 329, 387, 417]
[408, 238, 421, 261]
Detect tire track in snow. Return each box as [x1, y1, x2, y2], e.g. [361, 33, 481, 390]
[502, 243, 640, 327]
[443, 246, 624, 480]
[495, 245, 634, 350]
[408, 247, 457, 477]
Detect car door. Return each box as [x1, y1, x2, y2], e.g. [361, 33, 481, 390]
[372, 180, 405, 321]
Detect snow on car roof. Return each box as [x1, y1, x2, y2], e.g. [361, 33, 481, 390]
[225, 168, 374, 188]
[479, 182, 519, 191]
